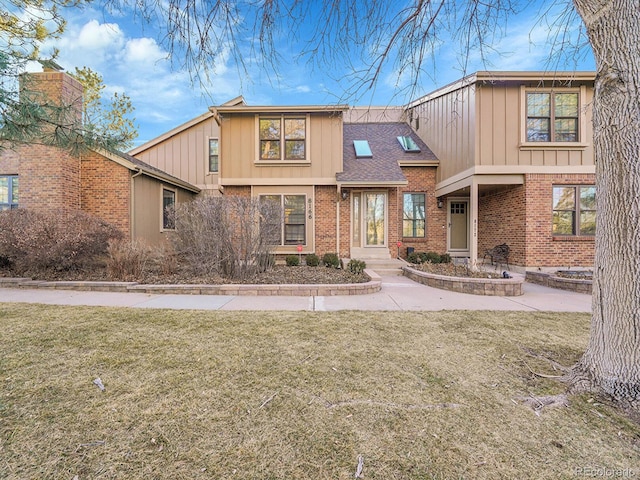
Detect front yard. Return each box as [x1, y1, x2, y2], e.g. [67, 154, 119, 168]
[1, 305, 638, 479]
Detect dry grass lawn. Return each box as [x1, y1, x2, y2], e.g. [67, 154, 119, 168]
[1, 305, 639, 479]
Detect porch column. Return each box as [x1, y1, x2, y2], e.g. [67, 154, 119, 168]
[470, 179, 479, 268]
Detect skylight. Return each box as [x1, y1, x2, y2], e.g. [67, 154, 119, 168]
[397, 136, 421, 152]
[353, 140, 373, 158]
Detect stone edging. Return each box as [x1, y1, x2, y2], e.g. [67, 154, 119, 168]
[525, 271, 592, 294]
[402, 266, 524, 296]
[0, 269, 382, 296]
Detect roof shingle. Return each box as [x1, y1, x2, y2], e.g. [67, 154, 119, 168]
[337, 123, 437, 184]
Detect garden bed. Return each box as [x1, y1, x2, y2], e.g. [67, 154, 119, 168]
[525, 271, 592, 294]
[403, 265, 524, 296]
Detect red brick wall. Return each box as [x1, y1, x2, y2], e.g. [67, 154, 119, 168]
[478, 185, 527, 265]
[2, 143, 82, 213]
[80, 151, 131, 236]
[524, 173, 595, 268]
[399, 167, 447, 257]
[20, 71, 83, 126]
[314, 185, 338, 255]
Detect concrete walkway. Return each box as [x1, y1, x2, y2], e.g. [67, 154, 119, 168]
[0, 273, 591, 312]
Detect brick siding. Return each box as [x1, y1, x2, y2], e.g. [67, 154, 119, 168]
[81, 151, 131, 237]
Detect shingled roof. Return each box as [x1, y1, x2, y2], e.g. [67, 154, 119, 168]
[337, 123, 438, 185]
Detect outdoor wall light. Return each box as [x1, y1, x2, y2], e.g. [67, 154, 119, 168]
[341, 189, 349, 200]
[437, 197, 444, 209]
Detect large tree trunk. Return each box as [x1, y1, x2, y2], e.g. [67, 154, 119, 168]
[571, 0, 640, 401]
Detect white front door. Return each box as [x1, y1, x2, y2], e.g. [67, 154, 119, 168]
[350, 191, 390, 259]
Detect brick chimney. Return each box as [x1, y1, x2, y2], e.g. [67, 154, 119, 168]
[9, 65, 85, 213]
[19, 62, 84, 128]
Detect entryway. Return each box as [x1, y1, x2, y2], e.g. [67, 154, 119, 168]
[350, 191, 391, 260]
[447, 199, 470, 256]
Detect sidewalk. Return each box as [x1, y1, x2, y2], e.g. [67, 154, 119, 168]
[0, 274, 591, 312]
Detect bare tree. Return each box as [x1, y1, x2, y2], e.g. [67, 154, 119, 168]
[103, 0, 638, 403]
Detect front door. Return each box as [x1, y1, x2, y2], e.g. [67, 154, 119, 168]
[351, 192, 388, 255]
[364, 192, 386, 246]
[448, 200, 469, 252]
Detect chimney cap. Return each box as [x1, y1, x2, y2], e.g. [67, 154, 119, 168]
[37, 59, 64, 72]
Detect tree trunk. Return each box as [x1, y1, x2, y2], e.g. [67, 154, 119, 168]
[571, 0, 640, 401]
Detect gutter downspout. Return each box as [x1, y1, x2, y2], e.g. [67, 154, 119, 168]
[130, 168, 144, 241]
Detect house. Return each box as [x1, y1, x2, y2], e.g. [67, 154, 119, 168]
[133, 70, 595, 270]
[4, 68, 594, 270]
[0, 68, 200, 244]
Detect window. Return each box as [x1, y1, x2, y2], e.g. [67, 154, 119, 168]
[162, 188, 176, 230]
[397, 136, 421, 152]
[526, 92, 579, 142]
[260, 194, 306, 245]
[403, 193, 425, 237]
[0, 175, 18, 210]
[353, 140, 372, 158]
[259, 116, 306, 161]
[209, 138, 219, 173]
[552, 185, 595, 236]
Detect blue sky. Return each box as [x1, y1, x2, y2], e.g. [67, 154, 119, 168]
[28, 1, 595, 148]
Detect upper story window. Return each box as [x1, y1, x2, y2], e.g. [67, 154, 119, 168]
[552, 185, 595, 236]
[259, 116, 306, 161]
[526, 91, 579, 142]
[0, 175, 18, 210]
[209, 138, 219, 173]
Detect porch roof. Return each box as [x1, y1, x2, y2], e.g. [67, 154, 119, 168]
[337, 123, 437, 185]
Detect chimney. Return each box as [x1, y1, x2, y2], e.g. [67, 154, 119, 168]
[19, 62, 84, 128]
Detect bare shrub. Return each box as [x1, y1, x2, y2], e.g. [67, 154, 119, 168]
[170, 196, 281, 280]
[0, 209, 122, 274]
[106, 239, 151, 281]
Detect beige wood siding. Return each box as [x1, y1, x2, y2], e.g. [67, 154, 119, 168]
[409, 83, 477, 183]
[409, 79, 594, 184]
[476, 83, 594, 167]
[132, 175, 197, 245]
[220, 112, 342, 185]
[133, 116, 220, 190]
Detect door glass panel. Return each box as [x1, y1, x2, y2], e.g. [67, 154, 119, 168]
[365, 193, 385, 246]
[352, 194, 360, 247]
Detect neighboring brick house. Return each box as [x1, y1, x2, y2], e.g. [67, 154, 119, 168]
[0, 69, 200, 244]
[131, 70, 597, 270]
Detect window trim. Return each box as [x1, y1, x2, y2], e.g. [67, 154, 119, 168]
[519, 85, 589, 150]
[208, 137, 219, 174]
[402, 192, 426, 238]
[161, 186, 177, 232]
[259, 193, 307, 246]
[0, 175, 18, 210]
[255, 114, 310, 165]
[552, 184, 596, 237]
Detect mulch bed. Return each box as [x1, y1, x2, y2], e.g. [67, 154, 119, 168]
[411, 262, 500, 279]
[0, 264, 368, 285]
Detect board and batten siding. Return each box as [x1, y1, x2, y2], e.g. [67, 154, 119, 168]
[133, 116, 220, 190]
[219, 112, 342, 185]
[476, 82, 594, 168]
[409, 83, 476, 183]
[409, 79, 594, 183]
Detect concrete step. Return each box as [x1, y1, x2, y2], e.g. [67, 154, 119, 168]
[359, 258, 407, 276]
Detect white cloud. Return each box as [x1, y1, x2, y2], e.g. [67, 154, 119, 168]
[124, 37, 168, 65]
